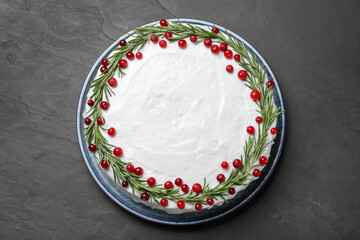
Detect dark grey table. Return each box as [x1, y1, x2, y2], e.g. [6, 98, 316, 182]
[1, 0, 359, 239]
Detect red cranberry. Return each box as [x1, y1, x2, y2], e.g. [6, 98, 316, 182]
[228, 188, 236, 195]
[192, 183, 202, 194]
[253, 169, 261, 177]
[87, 99, 94, 106]
[259, 156, 268, 165]
[119, 40, 126, 46]
[122, 181, 129, 188]
[195, 203, 202, 211]
[88, 144, 97, 152]
[164, 32, 172, 40]
[101, 59, 109, 66]
[164, 181, 173, 189]
[177, 200, 185, 209]
[250, 90, 261, 101]
[217, 174, 225, 182]
[224, 49, 233, 59]
[221, 161, 229, 169]
[136, 52, 143, 59]
[108, 78, 117, 87]
[101, 160, 109, 169]
[270, 128, 277, 134]
[141, 192, 149, 201]
[190, 35, 197, 42]
[212, 27, 219, 34]
[100, 66, 107, 73]
[207, 198, 214, 205]
[181, 184, 189, 193]
[97, 117, 105, 125]
[226, 65, 233, 72]
[266, 81, 275, 88]
[108, 127, 115, 136]
[211, 45, 219, 54]
[233, 159, 242, 168]
[126, 51, 135, 60]
[100, 101, 109, 110]
[126, 164, 134, 172]
[220, 43, 228, 51]
[134, 167, 143, 176]
[247, 126, 255, 135]
[175, 178, 183, 186]
[160, 199, 168, 206]
[119, 59, 128, 68]
[159, 40, 167, 48]
[84, 118, 91, 125]
[178, 39, 187, 48]
[113, 147, 123, 157]
[238, 70, 247, 80]
[256, 116, 263, 123]
[234, 54, 240, 61]
[204, 38, 212, 47]
[150, 34, 159, 43]
[147, 177, 156, 186]
[159, 19, 168, 26]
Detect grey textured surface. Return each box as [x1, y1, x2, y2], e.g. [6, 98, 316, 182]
[1, 0, 359, 239]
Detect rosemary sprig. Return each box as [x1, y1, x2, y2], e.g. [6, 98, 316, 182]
[84, 21, 282, 206]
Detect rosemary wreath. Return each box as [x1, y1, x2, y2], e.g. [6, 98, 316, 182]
[84, 20, 282, 206]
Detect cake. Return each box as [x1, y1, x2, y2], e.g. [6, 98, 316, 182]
[82, 20, 281, 212]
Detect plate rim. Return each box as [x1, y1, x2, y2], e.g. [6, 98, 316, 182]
[76, 18, 286, 225]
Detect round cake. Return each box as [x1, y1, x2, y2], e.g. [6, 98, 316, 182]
[82, 20, 281, 213]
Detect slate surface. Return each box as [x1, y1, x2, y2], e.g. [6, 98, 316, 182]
[0, 0, 359, 239]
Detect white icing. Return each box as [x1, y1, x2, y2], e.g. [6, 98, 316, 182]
[84, 27, 277, 213]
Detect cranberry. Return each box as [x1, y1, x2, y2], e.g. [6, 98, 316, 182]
[108, 127, 115, 136]
[100, 66, 107, 73]
[160, 199, 168, 207]
[256, 116, 263, 123]
[134, 167, 143, 176]
[238, 70, 247, 80]
[192, 183, 202, 194]
[259, 156, 268, 165]
[88, 144, 97, 152]
[266, 81, 275, 88]
[228, 188, 236, 195]
[247, 126, 255, 135]
[226, 65, 233, 72]
[224, 49, 233, 59]
[87, 99, 94, 106]
[217, 174, 225, 182]
[164, 181, 173, 189]
[122, 181, 128, 188]
[113, 147, 123, 157]
[159, 40, 167, 48]
[136, 52, 143, 59]
[250, 90, 261, 101]
[164, 32, 172, 40]
[220, 43, 228, 51]
[175, 178, 183, 186]
[212, 27, 219, 34]
[150, 34, 159, 43]
[84, 118, 91, 125]
[207, 198, 214, 205]
[190, 35, 197, 42]
[108, 78, 117, 87]
[204, 38, 212, 47]
[159, 19, 168, 27]
[101, 160, 110, 169]
[195, 203, 202, 211]
[270, 128, 277, 134]
[119, 59, 128, 68]
[221, 161, 229, 169]
[253, 169, 261, 177]
[126, 51, 135, 60]
[147, 177, 156, 186]
[141, 192, 149, 201]
[100, 101, 109, 110]
[177, 200, 185, 209]
[126, 164, 134, 172]
[181, 184, 189, 193]
[119, 40, 126, 46]
[233, 159, 242, 168]
[97, 117, 105, 125]
[101, 59, 109, 66]
[234, 54, 240, 61]
[211, 45, 219, 54]
[178, 39, 187, 48]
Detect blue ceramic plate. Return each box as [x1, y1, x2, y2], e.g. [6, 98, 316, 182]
[76, 18, 285, 225]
